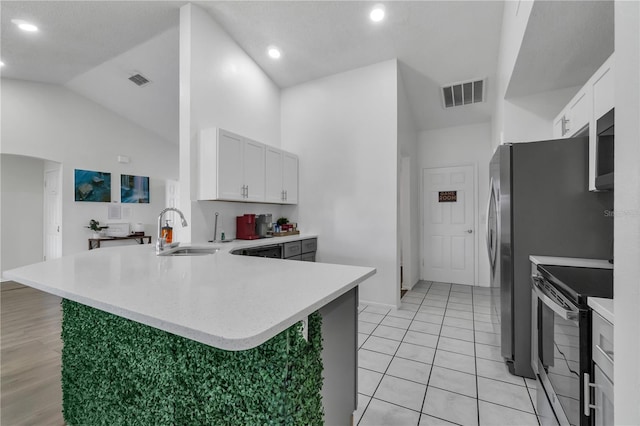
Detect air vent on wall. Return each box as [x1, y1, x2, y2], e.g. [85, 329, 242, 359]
[442, 79, 485, 109]
[128, 73, 151, 87]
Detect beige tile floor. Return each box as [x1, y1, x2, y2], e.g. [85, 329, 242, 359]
[355, 281, 540, 426]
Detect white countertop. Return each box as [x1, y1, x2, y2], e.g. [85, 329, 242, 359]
[3, 235, 376, 351]
[529, 255, 613, 269]
[588, 297, 614, 324]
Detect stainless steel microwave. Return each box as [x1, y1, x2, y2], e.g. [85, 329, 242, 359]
[595, 108, 614, 191]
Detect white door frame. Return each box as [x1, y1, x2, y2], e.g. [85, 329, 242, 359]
[420, 163, 478, 285]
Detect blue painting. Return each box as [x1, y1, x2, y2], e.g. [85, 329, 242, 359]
[74, 169, 111, 202]
[121, 174, 149, 204]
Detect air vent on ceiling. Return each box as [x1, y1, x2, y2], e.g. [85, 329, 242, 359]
[442, 79, 485, 109]
[128, 73, 151, 87]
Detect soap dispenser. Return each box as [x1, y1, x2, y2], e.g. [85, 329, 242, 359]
[161, 220, 173, 244]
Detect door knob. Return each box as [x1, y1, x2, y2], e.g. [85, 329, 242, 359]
[466, 229, 473, 233]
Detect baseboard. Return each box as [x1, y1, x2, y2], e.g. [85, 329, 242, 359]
[358, 299, 396, 310]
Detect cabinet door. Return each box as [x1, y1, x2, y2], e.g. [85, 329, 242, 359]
[593, 62, 614, 119]
[198, 128, 219, 200]
[593, 364, 614, 426]
[243, 139, 266, 202]
[265, 147, 284, 203]
[568, 89, 590, 136]
[553, 115, 564, 139]
[218, 130, 245, 201]
[282, 152, 299, 204]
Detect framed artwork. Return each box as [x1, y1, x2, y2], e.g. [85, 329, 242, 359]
[121, 174, 150, 204]
[75, 169, 111, 202]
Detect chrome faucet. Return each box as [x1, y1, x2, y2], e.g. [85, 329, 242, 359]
[156, 207, 188, 254]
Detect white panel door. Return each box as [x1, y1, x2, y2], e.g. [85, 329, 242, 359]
[282, 152, 298, 205]
[243, 139, 266, 202]
[217, 130, 244, 200]
[265, 147, 284, 203]
[422, 165, 475, 285]
[44, 168, 62, 260]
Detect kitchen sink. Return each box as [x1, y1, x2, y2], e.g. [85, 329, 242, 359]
[159, 246, 219, 256]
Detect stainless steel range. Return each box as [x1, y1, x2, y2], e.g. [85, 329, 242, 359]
[531, 264, 613, 426]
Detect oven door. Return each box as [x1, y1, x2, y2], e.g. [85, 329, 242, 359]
[532, 275, 587, 426]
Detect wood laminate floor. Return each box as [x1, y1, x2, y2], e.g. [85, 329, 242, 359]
[1, 282, 65, 426]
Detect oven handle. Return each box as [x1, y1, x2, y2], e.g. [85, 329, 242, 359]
[531, 274, 579, 323]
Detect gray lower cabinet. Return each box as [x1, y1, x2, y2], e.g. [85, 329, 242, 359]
[301, 252, 315, 262]
[236, 238, 317, 261]
[284, 238, 317, 262]
[283, 241, 302, 258]
[301, 238, 317, 254]
[591, 311, 614, 426]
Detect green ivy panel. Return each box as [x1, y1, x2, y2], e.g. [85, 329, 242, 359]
[61, 299, 323, 425]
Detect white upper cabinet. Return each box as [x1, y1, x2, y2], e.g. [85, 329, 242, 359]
[282, 152, 299, 205]
[216, 129, 245, 201]
[552, 53, 614, 191]
[243, 138, 266, 202]
[553, 86, 591, 139]
[592, 56, 614, 120]
[265, 146, 285, 203]
[265, 148, 299, 204]
[198, 127, 298, 204]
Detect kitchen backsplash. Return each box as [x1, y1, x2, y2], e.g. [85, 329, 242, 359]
[192, 200, 298, 242]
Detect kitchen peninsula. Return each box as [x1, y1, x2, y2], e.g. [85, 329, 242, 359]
[3, 235, 375, 425]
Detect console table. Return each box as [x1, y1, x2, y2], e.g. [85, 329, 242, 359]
[88, 235, 152, 250]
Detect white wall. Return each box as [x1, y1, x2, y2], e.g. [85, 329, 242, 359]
[281, 60, 399, 307]
[1, 79, 178, 256]
[0, 155, 44, 274]
[398, 69, 420, 290]
[418, 122, 492, 286]
[179, 4, 284, 243]
[614, 1, 640, 423]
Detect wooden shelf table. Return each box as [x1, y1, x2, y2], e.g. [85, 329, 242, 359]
[88, 235, 152, 250]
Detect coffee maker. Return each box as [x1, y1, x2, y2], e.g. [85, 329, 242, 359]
[236, 214, 260, 240]
[255, 214, 272, 238]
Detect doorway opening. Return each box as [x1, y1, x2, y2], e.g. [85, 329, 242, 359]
[0, 154, 62, 278]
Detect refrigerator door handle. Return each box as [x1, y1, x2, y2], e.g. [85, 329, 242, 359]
[486, 179, 497, 270]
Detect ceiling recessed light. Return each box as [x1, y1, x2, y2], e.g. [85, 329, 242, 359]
[0, 61, 4, 67]
[12, 19, 38, 32]
[267, 46, 281, 59]
[370, 6, 385, 22]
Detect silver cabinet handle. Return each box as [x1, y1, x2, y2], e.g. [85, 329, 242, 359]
[285, 190, 288, 201]
[584, 373, 598, 416]
[246, 185, 248, 198]
[562, 116, 571, 136]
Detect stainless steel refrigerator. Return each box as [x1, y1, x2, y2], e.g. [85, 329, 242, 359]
[487, 137, 613, 378]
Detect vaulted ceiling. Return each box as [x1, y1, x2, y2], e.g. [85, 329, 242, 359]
[0, 1, 613, 144]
